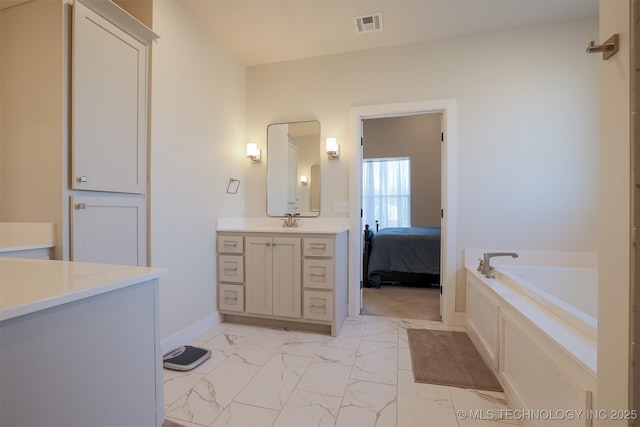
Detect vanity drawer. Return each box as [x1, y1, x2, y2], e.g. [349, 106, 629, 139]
[218, 255, 244, 283]
[304, 291, 333, 322]
[219, 284, 244, 312]
[303, 259, 334, 290]
[303, 238, 334, 257]
[218, 235, 244, 254]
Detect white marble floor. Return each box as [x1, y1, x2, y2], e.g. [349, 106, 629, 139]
[163, 316, 521, 427]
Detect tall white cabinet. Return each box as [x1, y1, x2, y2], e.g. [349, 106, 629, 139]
[69, 0, 156, 266]
[72, 1, 148, 194]
[0, 0, 157, 265]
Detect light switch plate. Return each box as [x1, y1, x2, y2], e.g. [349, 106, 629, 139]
[333, 201, 349, 213]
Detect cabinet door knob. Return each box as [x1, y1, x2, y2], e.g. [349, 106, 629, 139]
[76, 176, 88, 183]
[75, 203, 86, 209]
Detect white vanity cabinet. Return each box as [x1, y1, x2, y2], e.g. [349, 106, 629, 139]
[302, 238, 335, 321]
[246, 236, 301, 318]
[217, 235, 245, 313]
[216, 228, 348, 336]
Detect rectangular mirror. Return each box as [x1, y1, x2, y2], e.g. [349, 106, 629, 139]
[267, 121, 321, 217]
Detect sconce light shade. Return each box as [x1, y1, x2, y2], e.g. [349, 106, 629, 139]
[246, 143, 261, 163]
[326, 137, 339, 159]
[300, 175, 308, 184]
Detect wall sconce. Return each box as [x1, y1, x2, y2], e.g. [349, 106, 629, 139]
[246, 143, 261, 163]
[300, 175, 308, 185]
[326, 137, 339, 159]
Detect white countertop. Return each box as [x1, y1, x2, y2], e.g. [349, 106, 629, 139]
[217, 217, 350, 234]
[0, 258, 168, 321]
[0, 222, 55, 253]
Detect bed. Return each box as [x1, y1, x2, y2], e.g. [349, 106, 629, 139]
[363, 224, 441, 288]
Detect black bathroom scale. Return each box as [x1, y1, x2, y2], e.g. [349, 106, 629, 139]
[163, 345, 211, 371]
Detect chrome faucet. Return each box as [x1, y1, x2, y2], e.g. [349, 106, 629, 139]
[481, 252, 519, 278]
[282, 213, 299, 228]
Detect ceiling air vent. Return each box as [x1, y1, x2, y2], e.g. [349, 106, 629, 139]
[353, 12, 383, 34]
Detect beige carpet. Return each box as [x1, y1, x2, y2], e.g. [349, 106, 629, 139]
[407, 329, 503, 391]
[361, 285, 441, 320]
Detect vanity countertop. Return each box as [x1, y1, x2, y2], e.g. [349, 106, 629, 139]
[0, 258, 168, 321]
[216, 217, 350, 234]
[0, 222, 55, 253]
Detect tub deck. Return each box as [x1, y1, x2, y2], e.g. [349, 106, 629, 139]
[464, 249, 597, 427]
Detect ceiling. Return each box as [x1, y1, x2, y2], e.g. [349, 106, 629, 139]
[177, 0, 598, 67]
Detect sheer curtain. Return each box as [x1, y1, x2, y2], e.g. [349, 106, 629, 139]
[362, 157, 411, 230]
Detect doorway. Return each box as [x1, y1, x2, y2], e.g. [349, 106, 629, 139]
[347, 99, 458, 327]
[360, 113, 443, 321]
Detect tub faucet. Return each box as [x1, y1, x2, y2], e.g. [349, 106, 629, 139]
[482, 252, 519, 278]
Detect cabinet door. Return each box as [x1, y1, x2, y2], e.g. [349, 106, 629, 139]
[72, 1, 147, 194]
[245, 237, 273, 315]
[272, 237, 301, 318]
[70, 196, 146, 266]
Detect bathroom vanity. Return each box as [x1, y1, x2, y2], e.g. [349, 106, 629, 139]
[217, 218, 349, 336]
[0, 258, 168, 426]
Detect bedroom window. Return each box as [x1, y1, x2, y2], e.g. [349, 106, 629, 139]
[362, 157, 411, 229]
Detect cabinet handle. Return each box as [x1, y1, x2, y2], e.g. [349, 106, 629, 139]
[76, 176, 88, 183]
[75, 203, 86, 210]
[310, 243, 326, 249]
[224, 267, 238, 271]
[225, 296, 238, 302]
[310, 273, 326, 277]
[310, 303, 325, 308]
[224, 241, 238, 247]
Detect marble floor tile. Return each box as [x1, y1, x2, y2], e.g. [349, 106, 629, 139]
[351, 339, 398, 385]
[397, 345, 412, 371]
[234, 352, 312, 410]
[165, 360, 260, 425]
[336, 316, 367, 338]
[321, 334, 361, 352]
[397, 369, 458, 426]
[273, 390, 342, 427]
[277, 331, 327, 358]
[164, 317, 521, 427]
[296, 357, 353, 397]
[163, 370, 205, 409]
[211, 402, 279, 426]
[449, 387, 521, 426]
[227, 328, 290, 366]
[362, 316, 399, 343]
[335, 379, 397, 427]
[163, 416, 208, 427]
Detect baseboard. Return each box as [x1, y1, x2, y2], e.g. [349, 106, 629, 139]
[160, 312, 222, 354]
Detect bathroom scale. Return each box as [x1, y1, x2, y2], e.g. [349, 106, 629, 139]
[163, 345, 211, 371]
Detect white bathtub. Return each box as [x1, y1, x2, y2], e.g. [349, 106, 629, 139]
[465, 251, 597, 426]
[496, 265, 597, 340]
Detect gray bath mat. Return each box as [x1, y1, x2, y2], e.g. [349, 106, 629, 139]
[407, 329, 503, 391]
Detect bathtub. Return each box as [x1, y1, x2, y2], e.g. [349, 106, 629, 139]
[465, 250, 597, 426]
[496, 265, 597, 340]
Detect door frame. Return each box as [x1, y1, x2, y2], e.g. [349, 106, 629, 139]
[348, 99, 458, 326]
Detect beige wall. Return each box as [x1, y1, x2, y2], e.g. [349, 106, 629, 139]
[0, 1, 64, 258]
[151, 0, 246, 342]
[112, 0, 153, 29]
[363, 114, 442, 227]
[246, 17, 599, 312]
